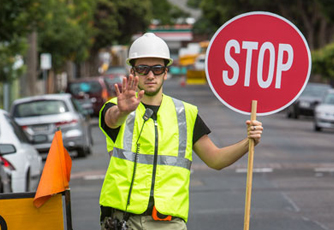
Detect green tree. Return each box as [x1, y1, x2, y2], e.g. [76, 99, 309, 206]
[37, 0, 96, 72]
[193, 0, 334, 50]
[0, 0, 41, 83]
[0, 0, 41, 41]
[151, 0, 190, 25]
[191, 0, 334, 81]
[92, 0, 189, 51]
[312, 43, 334, 81]
[90, 0, 188, 75]
[0, 37, 27, 83]
[92, 0, 152, 52]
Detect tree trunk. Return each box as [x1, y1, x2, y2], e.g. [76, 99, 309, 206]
[318, 18, 328, 48]
[24, 31, 38, 96]
[87, 49, 100, 77]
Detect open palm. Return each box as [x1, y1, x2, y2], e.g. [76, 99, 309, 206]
[114, 75, 144, 114]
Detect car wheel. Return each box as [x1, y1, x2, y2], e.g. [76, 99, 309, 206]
[86, 133, 93, 155]
[85, 144, 92, 155]
[77, 147, 88, 158]
[314, 124, 322, 132]
[88, 126, 94, 146]
[293, 109, 299, 119]
[26, 169, 31, 192]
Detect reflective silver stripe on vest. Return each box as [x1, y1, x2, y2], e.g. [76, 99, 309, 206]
[123, 111, 136, 150]
[112, 147, 192, 170]
[172, 98, 187, 158]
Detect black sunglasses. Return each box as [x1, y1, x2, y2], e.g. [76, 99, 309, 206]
[133, 65, 167, 76]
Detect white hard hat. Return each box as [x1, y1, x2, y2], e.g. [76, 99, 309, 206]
[126, 33, 173, 66]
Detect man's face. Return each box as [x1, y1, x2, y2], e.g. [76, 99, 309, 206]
[133, 58, 167, 97]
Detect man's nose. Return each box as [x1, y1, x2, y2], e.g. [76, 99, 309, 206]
[146, 70, 155, 78]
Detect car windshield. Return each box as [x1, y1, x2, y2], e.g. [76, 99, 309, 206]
[13, 100, 69, 117]
[68, 81, 102, 95]
[301, 84, 330, 97]
[105, 67, 128, 75]
[104, 76, 123, 85]
[323, 93, 334, 105]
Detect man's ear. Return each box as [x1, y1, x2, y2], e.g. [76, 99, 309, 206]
[130, 68, 135, 75]
[163, 68, 168, 80]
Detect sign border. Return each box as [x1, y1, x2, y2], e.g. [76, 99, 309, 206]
[205, 11, 312, 116]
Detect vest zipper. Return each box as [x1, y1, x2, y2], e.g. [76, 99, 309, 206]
[150, 120, 159, 198]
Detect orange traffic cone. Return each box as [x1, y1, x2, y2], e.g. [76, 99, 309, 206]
[33, 130, 72, 208]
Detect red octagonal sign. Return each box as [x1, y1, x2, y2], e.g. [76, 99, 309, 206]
[205, 12, 311, 116]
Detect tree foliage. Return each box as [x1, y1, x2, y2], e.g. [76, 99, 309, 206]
[89, 0, 188, 76]
[0, 0, 40, 41]
[0, 36, 27, 82]
[92, 0, 152, 52]
[194, 0, 334, 50]
[37, 0, 96, 71]
[0, 0, 40, 82]
[1, 0, 96, 80]
[151, 0, 190, 25]
[1, 0, 193, 82]
[92, 0, 189, 52]
[192, 0, 334, 81]
[312, 43, 334, 80]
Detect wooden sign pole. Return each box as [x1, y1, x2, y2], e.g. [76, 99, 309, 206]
[243, 100, 257, 230]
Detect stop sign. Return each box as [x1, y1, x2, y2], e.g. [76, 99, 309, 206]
[205, 12, 311, 115]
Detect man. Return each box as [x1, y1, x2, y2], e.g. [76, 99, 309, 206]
[99, 33, 263, 230]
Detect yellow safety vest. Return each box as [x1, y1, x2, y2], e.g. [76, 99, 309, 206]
[99, 95, 198, 222]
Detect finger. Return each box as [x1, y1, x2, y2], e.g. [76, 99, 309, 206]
[247, 120, 263, 130]
[122, 77, 128, 92]
[115, 83, 121, 96]
[248, 131, 262, 141]
[137, 90, 144, 101]
[128, 74, 134, 89]
[132, 75, 139, 90]
[250, 126, 263, 132]
[253, 120, 262, 126]
[254, 125, 263, 131]
[246, 120, 262, 125]
[254, 122, 262, 127]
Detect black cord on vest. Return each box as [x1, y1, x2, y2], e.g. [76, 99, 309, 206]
[124, 108, 153, 220]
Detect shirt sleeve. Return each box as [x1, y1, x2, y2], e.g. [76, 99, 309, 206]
[193, 114, 211, 144]
[100, 102, 120, 142]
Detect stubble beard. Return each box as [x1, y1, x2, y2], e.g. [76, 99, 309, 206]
[138, 79, 164, 97]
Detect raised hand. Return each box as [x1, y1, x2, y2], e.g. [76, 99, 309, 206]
[114, 74, 144, 114]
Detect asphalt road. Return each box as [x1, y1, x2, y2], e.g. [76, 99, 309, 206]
[69, 76, 334, 230]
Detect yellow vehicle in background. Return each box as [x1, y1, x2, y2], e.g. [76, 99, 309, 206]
[179, 41, 209, 85]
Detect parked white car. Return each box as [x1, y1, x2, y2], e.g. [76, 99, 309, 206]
[314, 89, 334, 132]
[10, 93, 92, 158]
[194, 54, 205, 70]
[0, 153, 12, 193]
[0, 109, 42, 192]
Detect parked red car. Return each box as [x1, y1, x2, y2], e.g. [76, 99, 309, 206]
[103, 66, 129, 79]
[66, 76, 113, 117]
[102, 66, 128, 95]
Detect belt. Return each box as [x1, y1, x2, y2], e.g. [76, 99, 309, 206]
[111, 207, 177, 221]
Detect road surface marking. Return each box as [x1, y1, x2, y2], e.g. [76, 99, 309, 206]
[236, 168, 273, 173]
